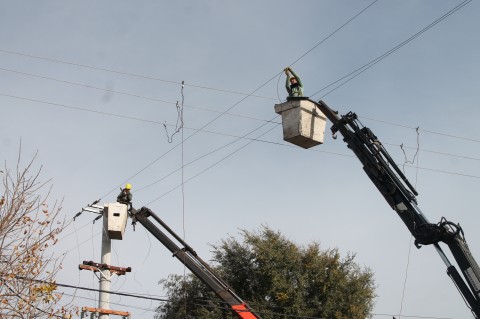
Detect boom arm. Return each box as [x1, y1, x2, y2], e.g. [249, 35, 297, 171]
[311, 99, 480, 318]
[130, 207, 262, 319]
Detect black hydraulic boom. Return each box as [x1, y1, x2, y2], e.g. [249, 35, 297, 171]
[130, 207, 262, 319]
[310, 98, 480, 318]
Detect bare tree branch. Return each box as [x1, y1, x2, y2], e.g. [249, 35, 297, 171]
[0, 151, 77, 318]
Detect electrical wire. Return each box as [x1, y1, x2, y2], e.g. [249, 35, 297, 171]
[277, 0, 381, 122]
[0, 65, 282, 125]
[398, 128, 422, 319]
[3, 280, 449, 319]
[137, 0, 476, 205]
[1, 1, 475, 205]
[276, 72, 284, 102]
[0, 49, 274, 100]
[180, 80, 188, 319]
[106, 0, 383, 205]
[138, 132, 480, 206]
[400, 127, 420, 174]
[66, 292, 461, 319]
[61, 292, 157, 313]
[402, 164, 480, 180]
[0, 4, 480, 158]
[289, 0, 379, 69]
[4, 87, 478, 169]
[4, 0, 381, 207]
[198, 123, 480, 163]
[0, 74, 480, 148]
[131, 217, 155, 314]
[12, 86, 480, 162]
[0, 0, 375, 106]
[372, 314, 454, 319]
[59, 218, 97, 241]
[361, 115, 480, 144]
[7, 9, 477, 318]
[163, 81, 185, 144]
[66, 288, 458, 319]
[135, 117, 480, 201]
[98, 70, 284, 202]
[398, 235, 414, 319]
[63, 231, 101, 255]
[0, 279, 66, 319]
[165, 122, 480, 164]
[144, 116, 280, 205]
[72, 218, 83, 306]
[1, 273, 461, 319]
[110, 244, 128, 294]
[2, 89, 480, 200]
[55, 280, 170, 303]
[3, 87, 480, 155]
[384, 142, 480, 162]
[2, 3, 473, 318]
[312, 0, 472, 99]
[0, 92, 165, 125]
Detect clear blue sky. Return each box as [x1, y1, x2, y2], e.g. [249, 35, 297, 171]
[1, 1, 480, 318]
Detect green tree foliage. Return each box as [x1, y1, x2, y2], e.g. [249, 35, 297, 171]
[155, 226, 376, 319]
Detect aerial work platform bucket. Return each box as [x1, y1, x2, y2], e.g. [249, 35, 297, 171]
[105, 203, 128, 240]
[274, 98, 327, 149]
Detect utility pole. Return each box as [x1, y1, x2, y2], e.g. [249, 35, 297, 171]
[79, 202, 131, 319]
[99, 209, 111, 319]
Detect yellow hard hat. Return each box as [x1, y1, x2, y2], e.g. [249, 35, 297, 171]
[125, 183, 132, 190]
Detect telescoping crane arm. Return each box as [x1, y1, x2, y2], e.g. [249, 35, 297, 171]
[310, 99, 480, 318]
[130, 207, 262, 319]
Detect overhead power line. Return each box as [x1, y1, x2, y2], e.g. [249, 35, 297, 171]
[0, 66, 279, 123]
[62, 277, 459, 319]
[61, 292, 158, 313]
[361, 115, 480, 144]
[142, 139, 480, 206]
[3, 86, 480, 149]
[312, 0, 472, 99]
[0, 92, 163, 125]
[8, 274, 453, 319]
[100, 73, 283, 200]
[4, 60, 480, 146]
[289, 0, 379, 68]
[4, 0, 475, 205]
[5, 274, 170, 303]
[2, 5, 475, 146]
[2, 90, 478, 183]
[0, 1, 380, 103]
[104, 0, 382, 201]
[134, 129, 480, 199]
[0, 49, 274, 100]
[145, 117, 280, 205]
[1, 279, 66, 319]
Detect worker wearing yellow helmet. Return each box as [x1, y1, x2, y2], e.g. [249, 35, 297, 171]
[117, 183, 133, 208]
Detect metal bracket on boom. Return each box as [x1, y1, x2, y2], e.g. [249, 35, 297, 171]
[414, 218, 463, 248]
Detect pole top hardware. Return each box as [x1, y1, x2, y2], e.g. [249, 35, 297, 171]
[79, 260, 132, 276]
[81, 307, 130, 319]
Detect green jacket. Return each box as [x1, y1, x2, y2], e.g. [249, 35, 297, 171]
[285, 69, 304, 97]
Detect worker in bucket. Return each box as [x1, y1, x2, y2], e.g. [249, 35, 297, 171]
[284, 67, 304, 98]
[117, 183, 133, 209]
